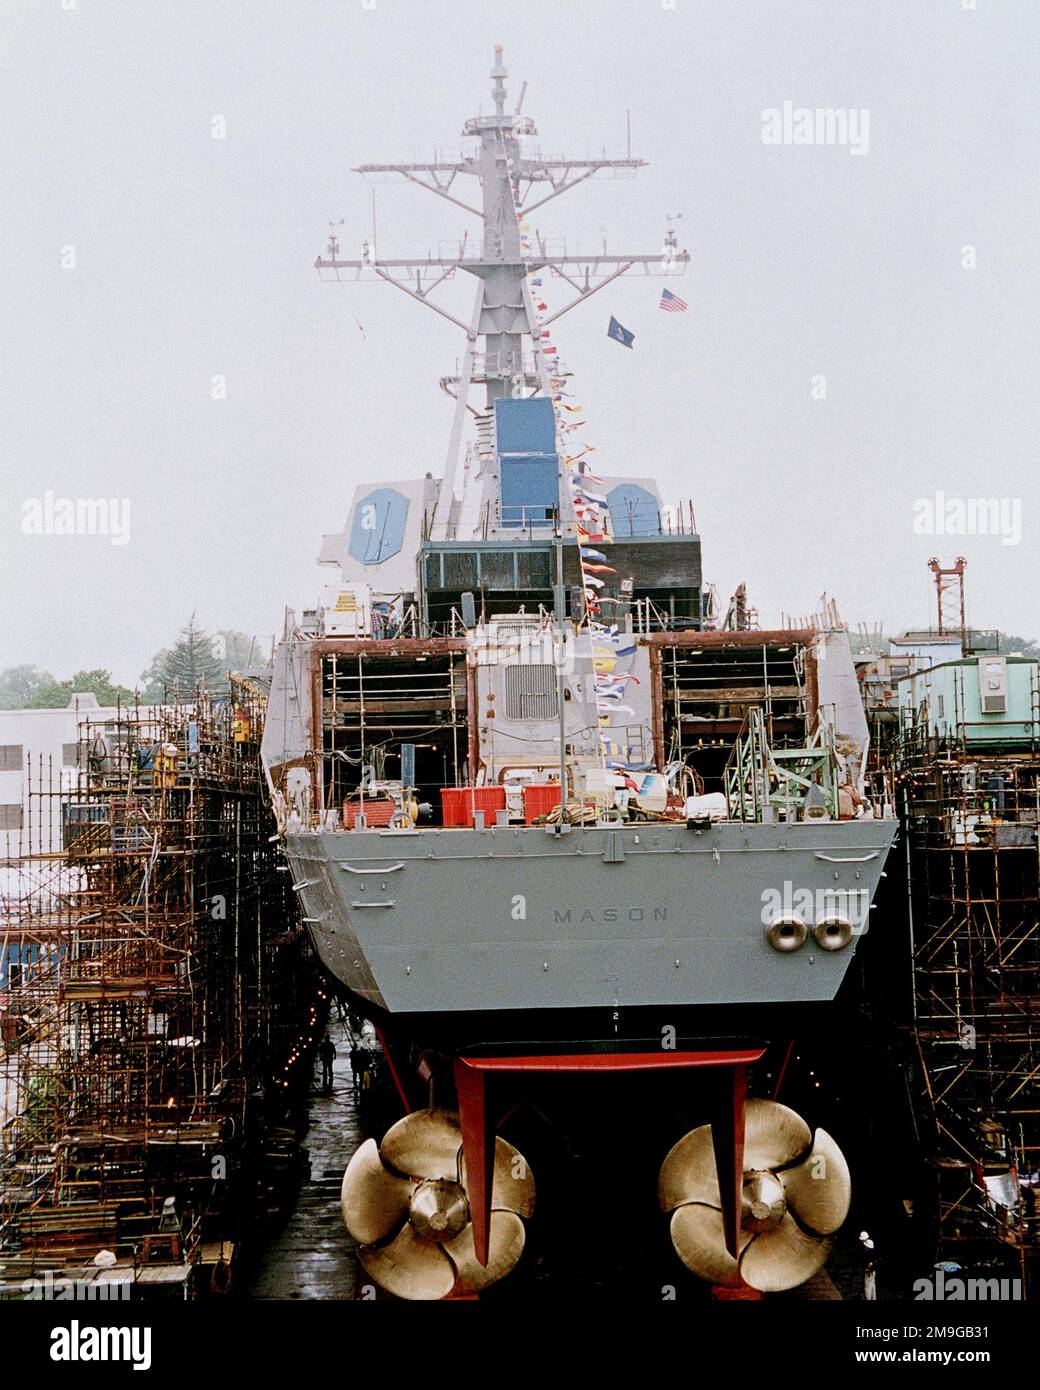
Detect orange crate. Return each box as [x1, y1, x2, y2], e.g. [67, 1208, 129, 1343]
[522, 783, 563, 824]
[440, 787, 506, 827]
[343, 798, 395, 828]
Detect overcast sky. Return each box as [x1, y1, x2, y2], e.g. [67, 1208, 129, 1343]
[2, 0, 1038, 687]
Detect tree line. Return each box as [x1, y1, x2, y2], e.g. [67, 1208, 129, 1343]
[0, 619, 265, 708]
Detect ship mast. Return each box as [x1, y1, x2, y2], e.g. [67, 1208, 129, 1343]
[316, 46, 688, 538]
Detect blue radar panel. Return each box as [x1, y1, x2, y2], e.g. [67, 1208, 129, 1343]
[607, 483, 659, 537]
[495, 398, 558, 528]
[494, 397, 557, 454]
[348, 488, 409, 565]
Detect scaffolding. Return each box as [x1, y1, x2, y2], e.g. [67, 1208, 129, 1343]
[651, 633, 815, 795]
[898, 719, 1040, 1290]
[320, 645, 470, 821]
[0, 686, 314, 1297]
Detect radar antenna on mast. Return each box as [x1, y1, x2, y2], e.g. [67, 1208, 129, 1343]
[314, 48, 690, 537]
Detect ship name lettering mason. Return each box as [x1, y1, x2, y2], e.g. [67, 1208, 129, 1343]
[552, 907, 668, 924]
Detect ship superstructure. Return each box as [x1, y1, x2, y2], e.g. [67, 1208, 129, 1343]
[261, 51, 898, 1300]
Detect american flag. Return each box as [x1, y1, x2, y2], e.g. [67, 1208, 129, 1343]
[659, 287, 688, 313]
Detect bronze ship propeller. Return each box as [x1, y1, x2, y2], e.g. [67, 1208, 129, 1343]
[659, 1099, 851, 1292]
[341, 1107, 536, 1300]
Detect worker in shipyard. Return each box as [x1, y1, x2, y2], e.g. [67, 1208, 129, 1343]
[319, 1033, 337, 1093]
[154, 741, 180, 789]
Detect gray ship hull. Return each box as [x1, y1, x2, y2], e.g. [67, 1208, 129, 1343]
[286, 817, 897, 1022]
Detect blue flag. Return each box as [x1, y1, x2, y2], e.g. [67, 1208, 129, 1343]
[607, 316, 635, 349]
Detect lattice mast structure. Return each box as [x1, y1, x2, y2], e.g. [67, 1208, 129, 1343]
[314, 45, 688, 540]
[928, 556, 967, 643]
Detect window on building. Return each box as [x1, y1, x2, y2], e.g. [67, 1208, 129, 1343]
[503, 664, 559, 721]
[0, 804, 24, 831]
[442, 551, 479, 589]
[516, 550, 551, 589]
[478, 550, 515, 589]
[62, 743, 86, 769]
[0, 745, 24, 772]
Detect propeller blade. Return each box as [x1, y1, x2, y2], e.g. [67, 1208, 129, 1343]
[381, 1107, 462, 1181]
[445, 1210, 526, 1295]
[743, 1100, 812, 1171]
[462, 1136, 536, 1218]
[669, 1203, 749, 1287]
[358, 1223, 456, 1301]
[739, 1213, 831, 1293]
[658, 1125, 720, 1212]
[341, 1138, 415, 1245]
[781, 1128, 851, 1236]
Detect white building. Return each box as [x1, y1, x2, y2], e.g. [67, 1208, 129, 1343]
[0, 694, 126, 865]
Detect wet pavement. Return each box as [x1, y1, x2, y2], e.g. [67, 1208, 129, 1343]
[247, 1018, 364, 1300]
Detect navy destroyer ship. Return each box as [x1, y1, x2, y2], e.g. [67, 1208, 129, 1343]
[261, 50, 897, 1299]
